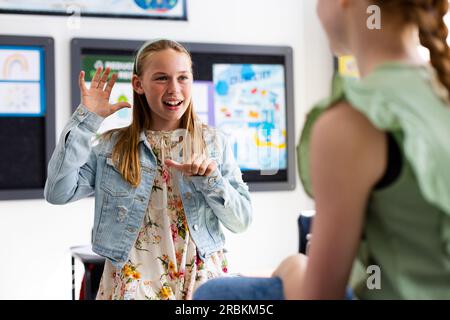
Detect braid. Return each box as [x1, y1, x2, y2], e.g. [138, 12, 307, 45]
[413, 0, 450, 100]
[375, 0, 450, 102]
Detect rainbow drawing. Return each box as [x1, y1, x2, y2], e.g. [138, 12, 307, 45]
[2, 53, 29, 79]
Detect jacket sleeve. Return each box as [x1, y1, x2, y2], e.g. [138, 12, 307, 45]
[44, 105, 104, 205]
[189, 132, 253, 233]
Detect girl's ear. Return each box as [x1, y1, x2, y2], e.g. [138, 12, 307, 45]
[132, 75, 144, 94]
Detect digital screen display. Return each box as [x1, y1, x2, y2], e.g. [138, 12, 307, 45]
[212, 64, 287, 173]
[0, 46, 45, 116]
[74, 41, 294, 189]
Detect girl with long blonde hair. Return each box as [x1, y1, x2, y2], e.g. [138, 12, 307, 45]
[45, 39, 252, 300]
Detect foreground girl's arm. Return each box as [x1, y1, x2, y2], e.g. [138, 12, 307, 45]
[274, 102, 386, 299]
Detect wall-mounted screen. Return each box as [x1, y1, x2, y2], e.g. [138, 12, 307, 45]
[211, 63, 287, 174]
[71, 39, 295, 191]
[0, 35, 55, 200]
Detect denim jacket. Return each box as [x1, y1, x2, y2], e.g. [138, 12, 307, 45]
[44, 105, 252, 270]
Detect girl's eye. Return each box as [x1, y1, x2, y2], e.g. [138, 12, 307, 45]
[179, 76, 189, 81]
[155, 76, 168, 81]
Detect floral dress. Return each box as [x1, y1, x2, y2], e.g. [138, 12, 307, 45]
[96, 129, 228, 300]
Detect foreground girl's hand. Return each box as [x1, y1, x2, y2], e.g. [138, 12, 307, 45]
[79, 67, 131, 118]
[164, 154, 217, 176]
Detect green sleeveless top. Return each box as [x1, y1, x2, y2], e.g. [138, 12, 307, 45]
[297, 62, 450, 299]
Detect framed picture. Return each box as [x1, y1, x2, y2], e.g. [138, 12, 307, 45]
[0, 0, 187, 21]
[0, 35, 56, 200]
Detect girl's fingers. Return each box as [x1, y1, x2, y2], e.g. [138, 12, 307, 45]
[111, 101, 132, 114]
[104, 73, 118, 96]
[165, 157, 215, 176]
[190, 154, 204, 175]
[204, 161, 217, 176]
[90, 66, 103, 89]
[165, 159, 191, 174]
[79, 71, 87, 94]
[98, 67, 111, 90]
[197, 159, 212, 176]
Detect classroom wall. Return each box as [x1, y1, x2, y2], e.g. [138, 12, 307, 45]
[0, 0, 333, 299]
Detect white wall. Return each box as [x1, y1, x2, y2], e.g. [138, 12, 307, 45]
[0, 0, 332, 299]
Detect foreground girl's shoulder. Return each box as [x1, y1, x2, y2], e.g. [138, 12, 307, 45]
[311, 101, 387, 189]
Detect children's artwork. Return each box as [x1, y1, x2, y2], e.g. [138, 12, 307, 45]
[0, 47, 44, 116]
[213, 64, 287, 173]
[0, 0, 187, 20]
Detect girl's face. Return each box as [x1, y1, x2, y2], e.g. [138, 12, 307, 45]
[316, 0, 350, 55]
[133, 48, 193, 131]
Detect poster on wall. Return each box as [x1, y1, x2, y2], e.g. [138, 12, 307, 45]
[0, 0, 187, 20]
[0, 46, 45, 116]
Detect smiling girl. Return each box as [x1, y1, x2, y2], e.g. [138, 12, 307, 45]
[44, 39, 252, 300]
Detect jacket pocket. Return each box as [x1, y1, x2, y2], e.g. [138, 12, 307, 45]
[101, 157, 132, 197]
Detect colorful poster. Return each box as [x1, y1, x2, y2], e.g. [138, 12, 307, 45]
[213, 64, 287, 173]
[0, 47, 44, 116]
[0, 0, 187, 20]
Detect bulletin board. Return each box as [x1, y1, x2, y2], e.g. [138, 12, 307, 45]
[0, 35, 55, 200]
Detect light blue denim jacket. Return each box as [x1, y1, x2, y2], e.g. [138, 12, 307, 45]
[44, 105, 252, 270]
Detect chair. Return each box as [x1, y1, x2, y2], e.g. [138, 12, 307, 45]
[297, 211, 354, 299]
[70, 245, 105, 300]
[298, 210, 315, 255]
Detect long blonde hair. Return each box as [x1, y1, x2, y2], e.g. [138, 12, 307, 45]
[104, 39, 206, 187]
[375, 0, 450, 99]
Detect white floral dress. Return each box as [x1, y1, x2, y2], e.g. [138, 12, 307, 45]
[96, 129, 228, 300]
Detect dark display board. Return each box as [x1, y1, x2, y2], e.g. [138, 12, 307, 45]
[71, 38, 295, 191]
[0, 35, 55, 200]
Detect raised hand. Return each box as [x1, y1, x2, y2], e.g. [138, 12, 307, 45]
[164, 154, 217, 177]
[78, 67, 131, 118]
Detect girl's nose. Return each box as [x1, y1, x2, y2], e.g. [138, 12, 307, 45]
[167, 78, 180, 94]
